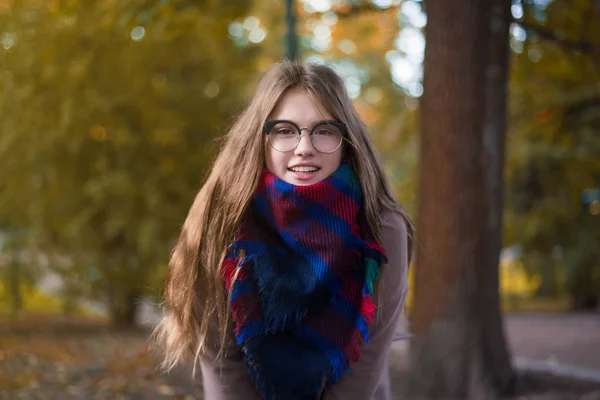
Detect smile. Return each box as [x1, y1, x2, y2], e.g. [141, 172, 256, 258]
[289, 166, 320, 173]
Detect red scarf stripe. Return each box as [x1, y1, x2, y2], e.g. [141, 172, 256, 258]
[366, 241, 386, 255]
[300, 219, 344, 255]
[344, 333, 363, 363]
[223, 164, 388, 395]
[360, 294, 377, 324]
[231, 292, 262, 333]
[257, 171, 275, 193]
[296, 182, 361, 223]
[293, 216, 359, 271]
[321, 252, 360, 287]
[340, 274, 363, 301]
[305, 303, 365, 358]
[222, 258, 238, 290]
[270, 200, 298, 231]
[265, 183, 360, 235]
[222, 257, 255, 290]
[235, 266, 253, 280]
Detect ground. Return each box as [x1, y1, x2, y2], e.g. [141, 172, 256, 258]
[1, 314, 600, 399]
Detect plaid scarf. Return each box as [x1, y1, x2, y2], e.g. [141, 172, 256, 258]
[221, 163, 387, 400]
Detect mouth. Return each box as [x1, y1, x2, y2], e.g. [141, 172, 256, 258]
[288, 165, 321, 173]
[288, 165, 321, 181]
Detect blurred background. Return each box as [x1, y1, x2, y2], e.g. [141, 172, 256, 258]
[0, 0, 599, 399]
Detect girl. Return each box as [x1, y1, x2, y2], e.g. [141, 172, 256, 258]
[152, 61, 412, 400]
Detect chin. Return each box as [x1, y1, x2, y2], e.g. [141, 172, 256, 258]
[301, 176, 328, 186]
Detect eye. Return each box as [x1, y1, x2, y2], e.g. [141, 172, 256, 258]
[276, 128, 296, 135]
[314, 128, 334, 136]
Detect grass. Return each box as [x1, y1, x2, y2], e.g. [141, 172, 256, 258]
[0, 282, 106, 321]
[501, 296, 572, 314]
[403, 258, 572, 314]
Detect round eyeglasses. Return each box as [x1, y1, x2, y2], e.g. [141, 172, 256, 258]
[264, 120, 347, 154]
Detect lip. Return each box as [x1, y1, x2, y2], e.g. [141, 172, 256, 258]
[288, 163, 320, 169]
[288, 165, 321, 182]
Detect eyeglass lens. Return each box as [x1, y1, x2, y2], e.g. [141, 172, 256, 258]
[267, 122, 343, 153]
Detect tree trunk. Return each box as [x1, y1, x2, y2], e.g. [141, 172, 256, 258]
[480, 0, 516, 394]
[285, 0, 299, 60]
[8, 251, 23, 319]
[569, 258, 600, 311]
[109, 288, 141, 327]
[407, 0, 514, 398]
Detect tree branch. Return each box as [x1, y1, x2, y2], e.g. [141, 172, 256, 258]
[566, 96, 600, 116]
[514, 17, 600, 53]
[312, 3, 398, 20]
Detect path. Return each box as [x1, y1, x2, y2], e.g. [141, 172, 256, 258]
[390, 312, 600, 381]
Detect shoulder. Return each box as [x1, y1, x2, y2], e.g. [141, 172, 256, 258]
[380, 209, 410, 237]
[371, 208, 410, 332]
[378, 208, 411, 277]
[379, 209, 411, 258]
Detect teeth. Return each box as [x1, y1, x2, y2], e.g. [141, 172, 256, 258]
[290, 166, 319, 172]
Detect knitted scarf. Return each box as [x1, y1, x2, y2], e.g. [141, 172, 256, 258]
[221, 163, 387, 400]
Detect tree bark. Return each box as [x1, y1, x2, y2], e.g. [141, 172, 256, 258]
[8, 251, 23, 319]
[109, 288, 141, 327]
[407, 0, 515, 398]
[480, 0, 516, 394]
[285, 0, 299, 61]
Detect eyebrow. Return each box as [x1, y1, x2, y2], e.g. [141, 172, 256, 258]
[272, 119, 339, 126]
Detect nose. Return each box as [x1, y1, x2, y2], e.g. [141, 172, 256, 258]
[294, 130, 316, 156]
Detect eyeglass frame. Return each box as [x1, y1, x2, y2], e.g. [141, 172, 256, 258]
[264, 119, 348, 154]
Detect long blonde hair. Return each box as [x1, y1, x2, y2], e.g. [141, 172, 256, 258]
[152, 60, 411, 373]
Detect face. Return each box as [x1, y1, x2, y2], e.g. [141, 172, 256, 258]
[265, 88, 343, 185]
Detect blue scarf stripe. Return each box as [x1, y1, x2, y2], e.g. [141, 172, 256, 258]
[300, 201, 352, 241]
[275, 228, 330, 281]
[268, 194, 367, 314]
[259, 179, 368, 302]
[290, 177, 358, 237]
[224, 164, 387, 400]
[328, 293, 362, 324]
[226, 248, 238, 259]
[284, 202, 326, 238]
[266, 173, 355, 240]
[253, 195, 278, 229]
[253, 195, 334, 282]
[267, 193, 356, 283]
[260, 180, 356, 257]
[231, 279, 255, 300]
[263, 181, 314, 235]
[283, 242, 329, 283]
[329, 293, 370, 338]
[235, 318, 267, 344]
[254, 194, 313, 249]
[329, 180, 361, 205]
[273, 177, 293, 196]
[233, 240, 268, 257]
[253, 193, 271, 219]
[330, 169, 361, 203]
[290, 324, 349, 382]
[294, 240, 342, 290]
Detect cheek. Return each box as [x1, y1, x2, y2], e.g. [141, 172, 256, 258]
[265, 143, 286, 175]
[265, 142, 274, 171]
[328, 148, 343, 170]
[331, 154, 343, 170]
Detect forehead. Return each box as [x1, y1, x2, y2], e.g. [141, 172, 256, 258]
[269, 87, 333, 125]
